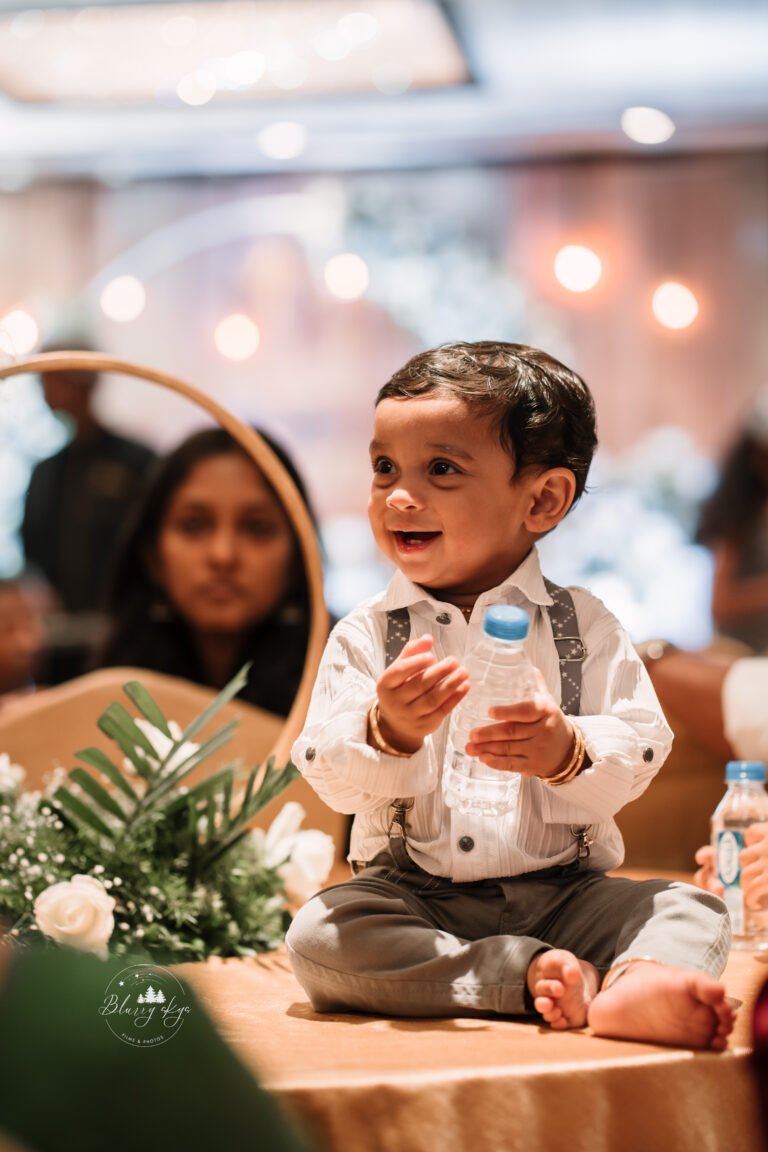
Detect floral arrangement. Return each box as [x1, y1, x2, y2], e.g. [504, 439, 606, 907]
[0, 667, 335, 962]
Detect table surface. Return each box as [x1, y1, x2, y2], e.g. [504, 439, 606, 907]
[180, 943, 768, 1152]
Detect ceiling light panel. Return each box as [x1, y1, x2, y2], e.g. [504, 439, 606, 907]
[0, 1, 468, 105]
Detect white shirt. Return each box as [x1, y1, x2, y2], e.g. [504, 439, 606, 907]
[723, 657, 768, 762]
[293, 548, 673, 881]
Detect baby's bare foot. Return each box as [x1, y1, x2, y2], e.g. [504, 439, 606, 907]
[527, 949, 599, 1029]
[588, 962, 736, 1050]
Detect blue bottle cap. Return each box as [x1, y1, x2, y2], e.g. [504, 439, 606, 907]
[725, 760, 767, 783]
[482, 605, 529, 641]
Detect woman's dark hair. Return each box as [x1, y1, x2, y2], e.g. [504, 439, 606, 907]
[377, 341, 598, 508]
[696, 432, 768, 547]
[94, 427, 316, 716]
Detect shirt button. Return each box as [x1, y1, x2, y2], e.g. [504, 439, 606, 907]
[643, 747, 654, 763]
[458, 836, 475, 853]
[436, 612, 452, 625]
[305, 747, 316, 762]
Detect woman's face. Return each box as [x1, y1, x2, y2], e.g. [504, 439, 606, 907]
[152, 453, 299, 636]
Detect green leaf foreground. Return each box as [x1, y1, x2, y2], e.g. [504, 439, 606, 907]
[3, 665, 301, 961]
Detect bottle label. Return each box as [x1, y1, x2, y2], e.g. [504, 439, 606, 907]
[717, 829, 744, 933]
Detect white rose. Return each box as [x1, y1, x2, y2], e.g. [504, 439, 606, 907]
[263, 801, 306, 868]
[34, 874, 116, 959]
[278, 830, 336, 906]
[0, 752, 25, 794]
[133, 719, 199, 776]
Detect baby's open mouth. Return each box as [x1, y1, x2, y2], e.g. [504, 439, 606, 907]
[394, 531, 440, 547]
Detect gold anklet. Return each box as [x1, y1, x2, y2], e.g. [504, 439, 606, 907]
[602, 956, 666, 992]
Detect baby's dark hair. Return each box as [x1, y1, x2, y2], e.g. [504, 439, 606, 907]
[376, 341, 598, 504]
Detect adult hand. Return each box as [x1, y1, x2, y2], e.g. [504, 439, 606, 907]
[742, 822, 768, 910]
[373, 635, 470, 755]
[693, 844, 723, 895]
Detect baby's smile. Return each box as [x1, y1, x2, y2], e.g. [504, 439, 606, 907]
[393, 530, 441, 552]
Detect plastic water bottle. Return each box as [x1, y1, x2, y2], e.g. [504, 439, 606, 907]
[443, 605, 538, 817]
[712, 760, 768, 951]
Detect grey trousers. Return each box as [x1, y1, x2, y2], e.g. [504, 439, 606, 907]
[286, 846, 731, 1018]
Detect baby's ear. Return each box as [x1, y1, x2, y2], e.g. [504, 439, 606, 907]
[525, 468, 576, 532]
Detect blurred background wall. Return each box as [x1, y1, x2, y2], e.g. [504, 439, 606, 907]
[1, 0, 767, 647]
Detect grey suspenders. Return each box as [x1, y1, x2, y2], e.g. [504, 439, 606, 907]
[385, 583, 592, 857]
[541, 578, 587, 717]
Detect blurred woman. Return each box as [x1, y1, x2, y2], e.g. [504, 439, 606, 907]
[94, 427, 320, 717]
[696, 421, 768, 652]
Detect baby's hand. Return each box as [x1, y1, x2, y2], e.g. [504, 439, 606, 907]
[693, 844, 723, 895]
[373, 635, 470, 755]
[742, 822, 768, 910]
[463, 668, 574, 779]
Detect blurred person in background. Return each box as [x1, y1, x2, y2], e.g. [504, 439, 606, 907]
[92, 427, 323, 717]
[644, 642, 768, 897]
[0, 576, 46, 705]
[696, 393, 768, 653]
[21, 338, 155, 683]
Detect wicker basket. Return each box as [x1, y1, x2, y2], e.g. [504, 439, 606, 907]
[0, 351, 328, 766]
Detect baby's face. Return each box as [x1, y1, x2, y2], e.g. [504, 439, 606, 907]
[368, 395, 540, 604]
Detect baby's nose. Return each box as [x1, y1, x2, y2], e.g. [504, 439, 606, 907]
[386, 486, 421, 510]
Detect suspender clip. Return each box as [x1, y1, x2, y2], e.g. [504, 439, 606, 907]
[571, 824, 594, 859]
[388, 797, 414, 839]
[553, 637, 587, 662]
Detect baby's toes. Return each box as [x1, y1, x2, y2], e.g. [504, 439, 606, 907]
[534, 997, 564, 1023]
[534, 978, 565, 1001]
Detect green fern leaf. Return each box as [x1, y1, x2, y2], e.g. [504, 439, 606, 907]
[74, 747, 139, 802]
[52, 786, 115, 839]
[122, 681, 173, 738]
[68, 768, 128, 822]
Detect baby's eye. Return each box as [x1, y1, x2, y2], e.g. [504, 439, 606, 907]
[372, 457, 395, 475]
[430, 459, 460, 476]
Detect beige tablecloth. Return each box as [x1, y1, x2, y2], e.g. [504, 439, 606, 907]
[181, 946, 768, 1152]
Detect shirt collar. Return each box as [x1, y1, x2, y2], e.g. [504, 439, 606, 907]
[369, 546, 554, 615]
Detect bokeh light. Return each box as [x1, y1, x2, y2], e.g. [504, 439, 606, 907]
[176, 70, 216, 106]
[257, 121, 308, 159]
[214, 313, 260, 360]
[338, 12, 380, 45]
[621, 106, 675, 145]
[553, 245, 603, 293]
[652, 281, 699, 329]
[324, 253, 370, 300]
[100, 275, 146, 322]
[0, 309, 39, 355]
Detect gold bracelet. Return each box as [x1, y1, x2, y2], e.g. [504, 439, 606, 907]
[368, 702, 413, 758]
[543, 723, 587, 786]
[543, 724, 581, 783]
